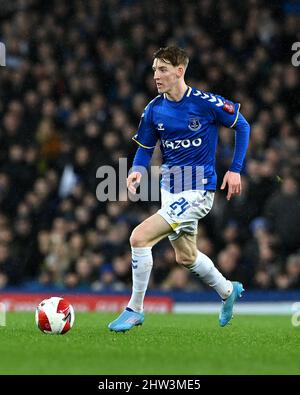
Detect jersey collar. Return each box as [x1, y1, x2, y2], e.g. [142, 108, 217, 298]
[163, 86, 192, 103]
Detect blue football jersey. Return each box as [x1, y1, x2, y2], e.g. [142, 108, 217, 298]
[132, 86, 240, 192]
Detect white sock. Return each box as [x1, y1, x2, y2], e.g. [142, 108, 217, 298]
[127, 247, 153, 313]
[188, 251, 233, 299]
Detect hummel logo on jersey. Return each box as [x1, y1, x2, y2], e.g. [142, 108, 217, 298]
[157, 123, 165, 131]
[193, 90, 224, 107]
[188, 118, 201, 131]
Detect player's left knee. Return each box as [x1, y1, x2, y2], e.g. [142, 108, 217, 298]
[130, 228, 149, 247]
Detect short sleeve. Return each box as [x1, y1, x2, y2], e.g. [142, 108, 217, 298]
[132, 102, 158, 149]
[206, 93, 241, 128]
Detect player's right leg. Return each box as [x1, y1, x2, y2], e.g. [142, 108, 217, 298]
[108, 213, 172, 332]
[171, 233, 244, 327]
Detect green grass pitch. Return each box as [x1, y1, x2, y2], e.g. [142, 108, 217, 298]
[0, 312, 299, 375]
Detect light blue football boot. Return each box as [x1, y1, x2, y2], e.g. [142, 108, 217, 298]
[108, 307, 145, 332]
[219, 281, 244, 327]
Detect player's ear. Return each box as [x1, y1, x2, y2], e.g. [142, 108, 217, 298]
[176, 65, 185, 78]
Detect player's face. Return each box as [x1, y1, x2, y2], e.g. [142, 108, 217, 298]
[152, 58, 180, 94]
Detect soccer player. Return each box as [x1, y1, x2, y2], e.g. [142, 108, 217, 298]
[108, 46, 250, 332]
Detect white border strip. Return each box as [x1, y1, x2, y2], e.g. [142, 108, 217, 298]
[174, 302, 296, 315]
[0, 302, 6, 326]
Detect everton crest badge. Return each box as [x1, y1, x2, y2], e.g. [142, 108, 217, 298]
[188, 118, 201, 131]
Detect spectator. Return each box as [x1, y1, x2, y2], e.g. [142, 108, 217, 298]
[264, 177, 300, 255]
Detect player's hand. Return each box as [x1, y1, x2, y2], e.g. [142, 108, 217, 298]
[127, 171, 142, 194]
[220, 171, 241, 201]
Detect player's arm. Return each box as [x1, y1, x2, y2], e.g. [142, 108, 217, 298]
[205, 95, 250, 200]
[127, 146, 154, 194]
[220, 112, 250, 200]
[128, 101, 158, 194]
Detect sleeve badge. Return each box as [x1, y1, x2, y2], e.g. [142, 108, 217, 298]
[223, 102, 235, 114]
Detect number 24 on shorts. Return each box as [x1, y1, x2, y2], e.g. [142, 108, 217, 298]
[169, 197, 190, 216]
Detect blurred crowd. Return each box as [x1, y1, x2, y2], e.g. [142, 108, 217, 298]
[0, 0, 300, 292]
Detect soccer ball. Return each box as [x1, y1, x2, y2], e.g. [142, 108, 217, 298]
[35, 297, 75, 334]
